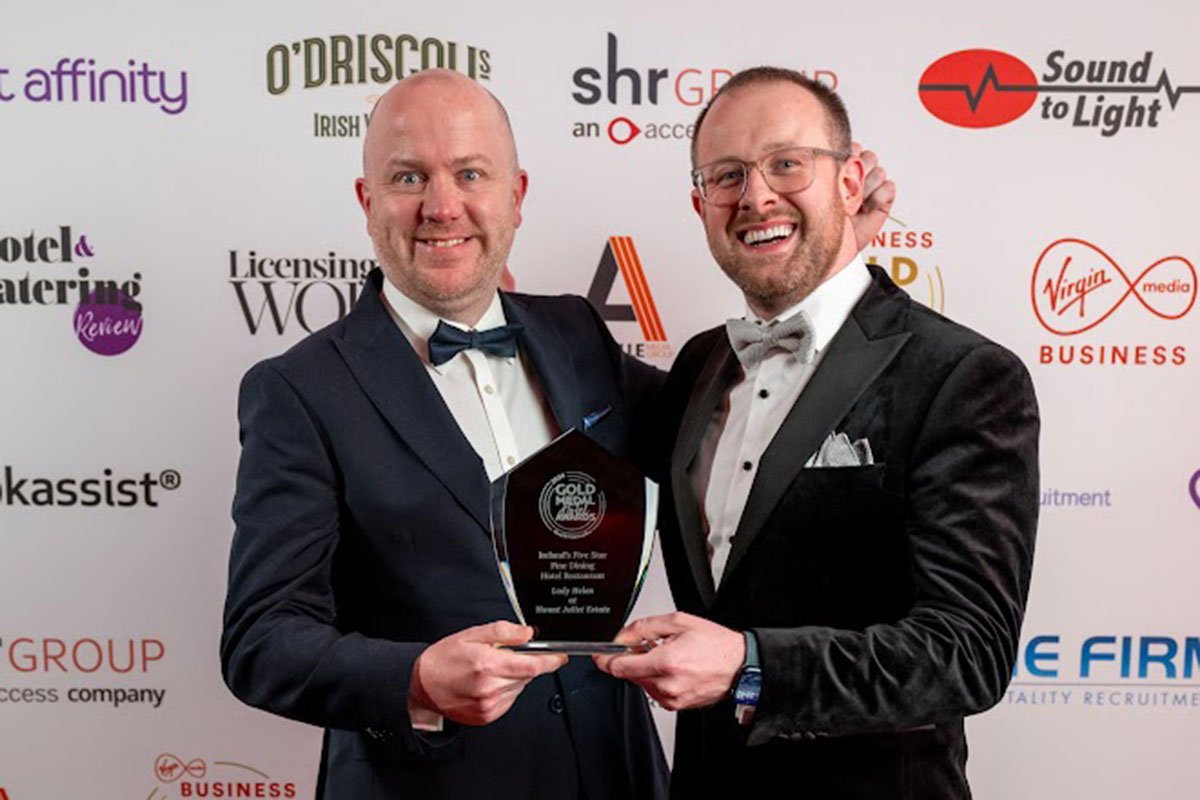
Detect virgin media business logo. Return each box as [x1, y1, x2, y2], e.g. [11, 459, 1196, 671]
[150, 753, 297, 799]
[1033, 239, 1194, 367]
[919, 48, 1198, 135]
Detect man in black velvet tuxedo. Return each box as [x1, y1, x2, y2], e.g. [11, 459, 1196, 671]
[221, 70, 668, 799]
[598, 68, 1039, 799]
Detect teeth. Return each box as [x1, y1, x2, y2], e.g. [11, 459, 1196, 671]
[743, 224, 795, 245]
[426, 238, 467, 248]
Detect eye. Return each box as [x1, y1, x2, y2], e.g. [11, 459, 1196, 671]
[709, 166, 744, 188]
[460, 168, 483, 182]
[393, 171, 425, 187]
[770, 157, 803, 174]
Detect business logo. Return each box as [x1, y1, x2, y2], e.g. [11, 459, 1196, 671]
[1, 227, 145, 356]
[0, 58, 187, 114]
[570, 33, 837, 146]
[920, 49, 1197, 135]
[0, 787, 9, 799]
[264, 32, 490, 139]
[149, 754, 298, 799]
[0, 466, 180, 508]
[587, 236, 671, 360]
[1033, 239, 1193, 367]
[1189, 469, 1200, 510]
[539, 472, 606, 540]
[864, 224, 944, 312]
[1007, 633, 1200, 711]
[0, 636, 167, 709]
[229, 248, 375, 335]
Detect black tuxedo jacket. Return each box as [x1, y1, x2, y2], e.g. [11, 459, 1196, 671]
[655, 266, 1039, 800]
[221, 269, 667, 800]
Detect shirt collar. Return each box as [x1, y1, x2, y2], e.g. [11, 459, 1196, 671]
[380, 277, 510, 371]
[745, 254, 871, 354]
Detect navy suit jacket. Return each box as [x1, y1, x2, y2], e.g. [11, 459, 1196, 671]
[222, 269, 667, 800]
[655, 266, 1039, 800]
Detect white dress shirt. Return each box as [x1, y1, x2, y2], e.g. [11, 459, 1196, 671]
[380, 279, 558, 731]
[690, 256, 872, 585]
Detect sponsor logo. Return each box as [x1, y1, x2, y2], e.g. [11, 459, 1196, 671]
[0, 466, 180, 508]
[570, 33, 837, 146]
[264, 32, 490, 139]
[539, 472, 606, 540]
[150, 754, 298, 799]
[0, 636, 167, 709]
[1040, 488, 1112, 508]
[587, 236, 671, 360]
[0, 58, 187, 114]
[1033, 239, 1193, 367]
[1, 226, 144, 356]
[0, 787, 8, 799]
[1190, 469, 1200, 510]
[229, 248, 375, 335]
[1007, 634, 1200, 710]
[919, 48, 1197, 135]
[864, 223, 944, 312]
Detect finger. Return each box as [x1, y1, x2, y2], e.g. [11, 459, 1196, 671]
[865, 179, 896, 215]
[489, 650, 568, 681]
[615, 613, 694, 644]
[862, 166, 886, 202]
[858, 147, 879, 175]
[465, 620, 534, 646]
[850, 141, 863, 158]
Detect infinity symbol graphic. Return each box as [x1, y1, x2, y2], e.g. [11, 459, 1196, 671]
[1032, 238, 1196, 335]
[155, 753, 207, 782]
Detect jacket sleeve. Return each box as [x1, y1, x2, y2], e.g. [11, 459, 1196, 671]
[749, 343, 1040, 745]
[220, 361, 456, 757]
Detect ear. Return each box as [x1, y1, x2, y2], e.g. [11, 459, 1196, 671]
[355, 177, 372, 228]
[839, 155, 865, 217]
[512, 169, 530, 228]
[691, 187, 704, 218]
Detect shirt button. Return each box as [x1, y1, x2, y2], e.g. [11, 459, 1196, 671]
[759, 389, 770, 399]
[742, 461, 753, 471]
[549, 693, 565, 714]
[506, 455, 516, 466]
[484, 385, 495, 395]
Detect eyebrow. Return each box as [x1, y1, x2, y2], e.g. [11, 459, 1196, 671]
[382, 153, 496, 171]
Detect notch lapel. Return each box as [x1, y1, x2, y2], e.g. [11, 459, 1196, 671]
[670, 335, 740, 608]
[333, 276, 491, 533]
[501, 294, 583, 435]
[719, 289, 911, 585]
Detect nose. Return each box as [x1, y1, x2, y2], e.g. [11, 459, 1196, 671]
[739, 165, 779, 214]
[421, 174, 465, 222]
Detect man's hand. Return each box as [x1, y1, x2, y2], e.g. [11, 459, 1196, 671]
[852, 142, 897, 252]
[593, 613, 745, 711]
[410, 621, 567, 726]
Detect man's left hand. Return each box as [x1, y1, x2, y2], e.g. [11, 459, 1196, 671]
[852, 142, 896, 252]
[594, 612, 745, 711]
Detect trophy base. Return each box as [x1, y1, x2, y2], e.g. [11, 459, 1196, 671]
[504, 641, 631, 655]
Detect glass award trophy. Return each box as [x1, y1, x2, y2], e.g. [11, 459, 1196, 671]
[491, 429, 658, 655]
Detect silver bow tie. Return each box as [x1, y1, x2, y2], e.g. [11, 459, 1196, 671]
[726, 311, 816, 369]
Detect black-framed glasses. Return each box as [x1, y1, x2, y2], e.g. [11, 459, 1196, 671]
[691, 146, 849, 206]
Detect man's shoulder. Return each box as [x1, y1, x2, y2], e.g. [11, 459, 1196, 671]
[239, 314, 352, 391]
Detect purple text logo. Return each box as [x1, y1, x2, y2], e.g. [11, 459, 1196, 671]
[0, 58, 187, 115]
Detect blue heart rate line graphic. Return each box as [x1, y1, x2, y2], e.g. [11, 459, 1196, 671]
[1032, 239, 1197, 336]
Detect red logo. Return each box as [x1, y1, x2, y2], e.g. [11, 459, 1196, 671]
[919, 49, 1039, 127]
[1032, 239, 1196, 335]
[1, 786, 10, 799]
[155, 754, 207, 783]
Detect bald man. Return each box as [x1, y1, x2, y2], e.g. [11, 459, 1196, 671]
[221, 71, 668, 799]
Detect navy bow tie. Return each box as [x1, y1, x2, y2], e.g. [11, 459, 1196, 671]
[427, 319, 524, 366]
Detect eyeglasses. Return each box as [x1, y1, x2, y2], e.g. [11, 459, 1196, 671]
[691, 146, 849, 206]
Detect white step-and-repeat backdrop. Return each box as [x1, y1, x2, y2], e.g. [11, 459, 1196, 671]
[3, 1, 1197, 797]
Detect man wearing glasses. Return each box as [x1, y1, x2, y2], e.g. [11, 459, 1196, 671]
[598, 67, 1040, 799]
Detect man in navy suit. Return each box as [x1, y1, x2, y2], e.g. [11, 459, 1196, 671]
[598, 68, 1039, 799]
[221, 70, 667, 799]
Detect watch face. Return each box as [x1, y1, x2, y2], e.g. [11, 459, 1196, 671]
[734, 667, 762, 706]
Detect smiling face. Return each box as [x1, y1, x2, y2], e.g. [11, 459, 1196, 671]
[356, 71, 527, 324]
[691, 80, 862, 319]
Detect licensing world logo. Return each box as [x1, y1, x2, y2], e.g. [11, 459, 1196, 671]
[919, 48, 1198, 135]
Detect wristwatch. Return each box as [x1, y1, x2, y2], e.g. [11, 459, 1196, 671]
[732, 630, 762, 725]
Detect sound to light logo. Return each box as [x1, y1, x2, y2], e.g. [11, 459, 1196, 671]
[919, 48, 1199, 135]
[1033, 239, 1194, 367]
[586, 236, 671, 360]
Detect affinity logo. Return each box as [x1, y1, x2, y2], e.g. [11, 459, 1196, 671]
[0, 58, 188, 114]
[587, 236, 671, 360]
[919, 49, 1198, 135]
[150, 754, 297, 799]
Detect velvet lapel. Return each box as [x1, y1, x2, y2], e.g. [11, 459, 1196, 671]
[332, 272, 491, 533]
[500, 293, 582, 435]
[720, 269, 912, 588]
[670, 334, 741, 608]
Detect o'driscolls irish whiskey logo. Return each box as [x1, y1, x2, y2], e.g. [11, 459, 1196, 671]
[538, 472, 606, 539]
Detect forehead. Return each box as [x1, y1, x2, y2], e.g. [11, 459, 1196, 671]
[366, 83, 511, 170]
[695, 81, 832, 163]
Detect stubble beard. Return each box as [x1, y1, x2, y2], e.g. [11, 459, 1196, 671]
[372, 224, 510, 319]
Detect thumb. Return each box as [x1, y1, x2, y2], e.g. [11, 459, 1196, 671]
[473, 620, 535, 646]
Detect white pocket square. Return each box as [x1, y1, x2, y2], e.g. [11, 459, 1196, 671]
[805, 431, 874, 468]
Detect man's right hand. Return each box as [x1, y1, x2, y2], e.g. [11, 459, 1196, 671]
[409, 621, 567, 726]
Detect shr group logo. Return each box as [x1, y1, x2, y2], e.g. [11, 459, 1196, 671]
[919, 48, 1199, 135]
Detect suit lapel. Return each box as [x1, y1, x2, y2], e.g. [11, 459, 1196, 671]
[721, 269, 912, 585]
[670, 334, 740, 608]
[501, 293, 582, 435]
[333, 272, 491, 533]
